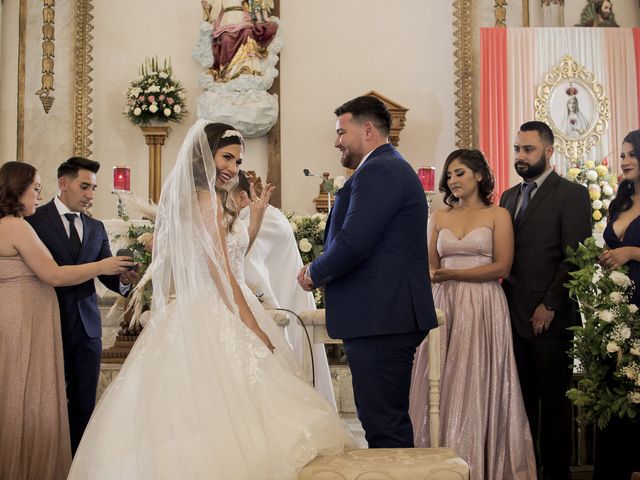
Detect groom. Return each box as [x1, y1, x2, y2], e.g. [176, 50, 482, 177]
[298, 95, 437, 448]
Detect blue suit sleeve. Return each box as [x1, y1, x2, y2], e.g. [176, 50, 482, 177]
[96, 222, 124, 295]
[309, 163, 404, 286]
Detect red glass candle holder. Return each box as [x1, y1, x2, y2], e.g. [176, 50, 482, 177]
[113, 166, 131, 192]
[417, 166, 436, 193]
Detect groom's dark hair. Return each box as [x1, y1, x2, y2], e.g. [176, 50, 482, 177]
[335, 96, 392, 137]
[519, 121, 554, 146]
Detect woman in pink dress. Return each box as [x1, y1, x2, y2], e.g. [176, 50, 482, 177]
[409, 149, 537, 480]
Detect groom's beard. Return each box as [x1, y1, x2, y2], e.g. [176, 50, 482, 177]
[515, 153, 547, 180]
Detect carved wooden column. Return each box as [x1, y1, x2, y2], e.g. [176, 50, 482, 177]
[140, 126, 170, 203]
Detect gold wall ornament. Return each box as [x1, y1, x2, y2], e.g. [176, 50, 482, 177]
[362, 90, 408, 147]
[73, 0, 95, 157]
[453, 0, 473, 148]
[534, 55, 610, 165]
[35, 0, 55, 113]
[495, 0, 508, 27]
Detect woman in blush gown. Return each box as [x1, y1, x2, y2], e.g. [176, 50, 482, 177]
[596, 129, 640, 480]
[67, 121, 351, 480]
[0, 162, 132, 480]
[409, 149, 537, 480]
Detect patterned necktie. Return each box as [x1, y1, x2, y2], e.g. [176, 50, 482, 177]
[64, 213, 81, 259]
[515, 182, 536, 222]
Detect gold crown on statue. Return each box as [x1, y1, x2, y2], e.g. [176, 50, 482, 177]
[565, 85, 579, 96]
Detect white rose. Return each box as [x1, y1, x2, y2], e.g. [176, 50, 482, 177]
[603, 185, 614, 197]
[623, 366, 637, 380]
[149, 104, 158, 113]
[609, 292, 624, 303]
[610, 271, 632, 288]
[607, 341, 620, 353]
[312, 213, 324, 219]
[299, 238, 312, 253]
[592, 266, 604, 283]
[290, 222, 298, 233]
[318, 221, 326, 231]
[629, 392, 640, 404]
[586, 170, 598, 181]
[595, 221, 606, 233]
[620, 325, 632, 340]
[598, 310, 615, 323]
[589, 183, 601, 193]
[592, 200, 603, 210]
[133, 107, 142, 116]
[163, 108, 172, 117]
[602, 199, 611, 209]
[174, 105, 182, 114]
[630, 304, 639, 314]
[334, 175, 347, 189]
[631, 347, 640, 356]
[159, 72, 169, 79]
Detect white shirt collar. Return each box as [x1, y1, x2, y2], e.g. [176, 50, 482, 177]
[355, 148, 376, 170]
[54, 196, 78, 217]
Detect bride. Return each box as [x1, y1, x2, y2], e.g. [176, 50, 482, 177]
[68, 120, 351, 479]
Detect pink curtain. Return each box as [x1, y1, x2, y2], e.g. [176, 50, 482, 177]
[634, 28, 640, 126]
[480, 28, 509, 199]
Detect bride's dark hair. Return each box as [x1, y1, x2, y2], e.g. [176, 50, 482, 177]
[609, 130, 640, 217]
[194, 122, 244, 232]
[439, 149, 495, 207]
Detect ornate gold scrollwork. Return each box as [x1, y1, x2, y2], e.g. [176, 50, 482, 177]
[453, 0, 473, 148]
[35, 0, 55, 113]
[534, 55, 610, 165]
[73, 0, 94, 157]
[495, 0, 508, 27]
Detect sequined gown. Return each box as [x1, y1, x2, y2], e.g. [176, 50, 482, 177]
[0, 256, 71, 480]
[68, 220, 351, 479]
[409, 227, 537, 480]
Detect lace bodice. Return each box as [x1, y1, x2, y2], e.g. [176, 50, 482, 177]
[227, 219, 249, 283]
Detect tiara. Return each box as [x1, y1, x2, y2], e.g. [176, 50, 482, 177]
[222, 129, 242, 139]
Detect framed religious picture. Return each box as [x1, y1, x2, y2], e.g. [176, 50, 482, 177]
[535, 55, 610, 165]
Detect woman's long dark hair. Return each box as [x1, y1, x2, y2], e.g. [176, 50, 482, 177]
[439, 149, 495, 207]
[202, 122, 244, 232]
[0, 161, 37, 218]
[608, 130, 640, 217]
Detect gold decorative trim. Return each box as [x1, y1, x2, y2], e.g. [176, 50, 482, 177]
[535, 55, 610, 164]
[523, 0, 530, 26]
[17, 0, 27, 161]
[495, 0, 507, 27]
[73, 0, 94, 157]
[36, 0, 56, 113]
[453, 0, 473, 148]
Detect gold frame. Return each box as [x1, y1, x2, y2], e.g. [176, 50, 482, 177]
[453, 0, 473, 148]
[73, 0, 94, 157]
[534, 55, 610, 164]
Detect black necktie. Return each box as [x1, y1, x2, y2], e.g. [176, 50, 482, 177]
[515, 182, 536, 222]
[64, 213, 81, 259]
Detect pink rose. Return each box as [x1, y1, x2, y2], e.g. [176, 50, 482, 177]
[159, 95, 165, 101]
[167, 97, 175, 105]
[138, 95, 144, 101]
[148, 95, 155, 103]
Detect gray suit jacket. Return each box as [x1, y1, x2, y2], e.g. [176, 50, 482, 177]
[500, 170, 592, 338]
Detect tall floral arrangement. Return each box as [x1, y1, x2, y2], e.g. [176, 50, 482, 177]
[566, 159, 617, 233]
[565, 237, 640, 428]
[124, 57, 187, 126]
[286, 212, 328, 308]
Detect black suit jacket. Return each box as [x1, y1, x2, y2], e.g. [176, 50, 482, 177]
[500, 171, 592, 338]
[26, 200, 121, 339]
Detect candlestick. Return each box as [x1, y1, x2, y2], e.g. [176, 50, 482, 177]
[112, 166, 131, 219]
[417, 166, 436, 193]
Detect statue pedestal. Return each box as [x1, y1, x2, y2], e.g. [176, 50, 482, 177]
[140, 125, 170, 203]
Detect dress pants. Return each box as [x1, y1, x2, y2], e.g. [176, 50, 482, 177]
[343, 331, 427, 448]
[512, 332, 574, 480]
[63, 314, 102, 454]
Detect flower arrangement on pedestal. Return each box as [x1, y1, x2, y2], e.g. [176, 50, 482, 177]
[286, 212, 328, 308]
[566, 159, 617, 233]
[124, 57, 187, 126]
[565, 237, 640, 429]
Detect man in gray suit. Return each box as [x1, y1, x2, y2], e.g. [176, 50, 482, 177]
[500, 121, 591, 480]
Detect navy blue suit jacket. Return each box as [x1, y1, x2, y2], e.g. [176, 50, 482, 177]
[26, 200, 121, 340]
[309, 144, 437, 340]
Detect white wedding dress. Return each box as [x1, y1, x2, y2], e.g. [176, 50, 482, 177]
[68, 120, 351, 479]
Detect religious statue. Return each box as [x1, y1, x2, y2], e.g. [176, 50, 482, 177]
[193, 0, 282, 137]
[577, 0, 619, 27]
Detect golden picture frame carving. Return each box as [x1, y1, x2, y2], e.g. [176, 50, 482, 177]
[534, 55, 610, 164]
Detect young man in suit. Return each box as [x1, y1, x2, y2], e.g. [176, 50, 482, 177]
[298, 95, 438, 448]
[26, 157, 137, 453]
[500, 121, 592, 480]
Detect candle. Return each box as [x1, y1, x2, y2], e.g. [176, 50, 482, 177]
[417, 166, 436, 193]
[113, 166, 131, 192]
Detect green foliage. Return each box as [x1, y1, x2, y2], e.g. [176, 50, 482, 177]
[565, 237, 640, 428]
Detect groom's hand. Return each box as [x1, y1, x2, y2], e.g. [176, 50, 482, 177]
[297, 264, 315, 291]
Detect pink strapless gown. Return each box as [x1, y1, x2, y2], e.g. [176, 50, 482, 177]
[409, 227, 537, 480]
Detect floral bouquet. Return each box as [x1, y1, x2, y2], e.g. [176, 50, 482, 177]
[565, 237, 640, 428]
[124, 57, 187, 126]
[286, 212, 328, 308]
[566, 159, 617, 233]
